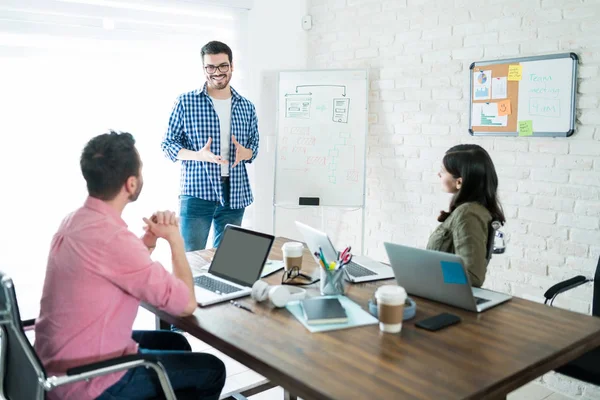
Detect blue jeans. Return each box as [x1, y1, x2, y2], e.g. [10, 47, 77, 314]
[179, 178, 245, 252]
[97, 330, 225, 400]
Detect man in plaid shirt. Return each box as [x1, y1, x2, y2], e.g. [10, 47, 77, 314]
[161, 41, 259, 251]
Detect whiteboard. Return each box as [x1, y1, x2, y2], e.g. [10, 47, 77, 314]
[469, 53, 577, 137]
[275, 70, 368, 207]
[517, 58, 574, 133]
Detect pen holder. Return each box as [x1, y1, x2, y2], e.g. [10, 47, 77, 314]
[320, 268, 346, 296]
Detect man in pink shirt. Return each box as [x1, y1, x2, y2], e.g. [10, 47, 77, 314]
[35, 131, 225, 400]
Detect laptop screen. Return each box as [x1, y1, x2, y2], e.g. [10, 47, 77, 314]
[209, 226, 274, 287]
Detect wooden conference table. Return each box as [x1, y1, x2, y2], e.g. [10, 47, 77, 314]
[144, 237, 600, 399]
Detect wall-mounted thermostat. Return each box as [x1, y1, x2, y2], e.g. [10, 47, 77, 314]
[301, 15, 312, 31]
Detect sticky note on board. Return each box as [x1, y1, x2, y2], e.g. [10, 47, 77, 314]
[440, 261, 468, 285]
[508, 65, 522, 81]
[497, 99, 511, 116]
[518, 120, 533, 136]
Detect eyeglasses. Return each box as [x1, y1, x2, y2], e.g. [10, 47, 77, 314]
[281, 266, 318, 286]
[204, 63, 230, 74]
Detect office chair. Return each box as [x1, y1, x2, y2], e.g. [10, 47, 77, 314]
[543, 256, 600, 386]
[0, 272, 177, 399]
[486, 221, 505, 261]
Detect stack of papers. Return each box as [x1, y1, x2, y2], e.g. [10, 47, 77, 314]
[261, 260, 284, 277]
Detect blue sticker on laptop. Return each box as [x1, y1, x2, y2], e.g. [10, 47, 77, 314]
[440, 261, 467, 285]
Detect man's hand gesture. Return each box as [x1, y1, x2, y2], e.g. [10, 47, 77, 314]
[197, 137, 228, 165]
[232, 135, 252, 168]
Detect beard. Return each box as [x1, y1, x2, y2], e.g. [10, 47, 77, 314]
[207, 72, 231, 90]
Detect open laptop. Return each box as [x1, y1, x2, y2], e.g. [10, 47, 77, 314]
[384, 242, 511, 312]
[295, 221, 394, 283]
[194, 225, 274, 307]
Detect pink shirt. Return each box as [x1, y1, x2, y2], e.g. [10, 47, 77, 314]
[34, 197, 190, 400]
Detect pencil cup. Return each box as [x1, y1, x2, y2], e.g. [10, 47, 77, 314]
[320, 268, 346, 296]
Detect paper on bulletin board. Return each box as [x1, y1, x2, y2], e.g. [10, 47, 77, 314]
[508, 65, 522, 81]
[473, 70, 492, 100]
[518, 120, 533, 136]
[497, 99, 511, 116]
[491, 77, 507, 99]
[472, 103, 508, 127]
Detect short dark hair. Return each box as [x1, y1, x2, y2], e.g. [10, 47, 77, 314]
[80, 131, 140, 201]
[438, 144, 506, 225]
[201, 41, 233, 64]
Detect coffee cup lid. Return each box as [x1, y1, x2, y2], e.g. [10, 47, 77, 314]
[375, 285, 407, 303]
[282, 242, 303, 249]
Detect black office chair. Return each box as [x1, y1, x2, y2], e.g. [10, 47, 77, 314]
[0, 272, 177, 399]
[543, 256, 600, 386]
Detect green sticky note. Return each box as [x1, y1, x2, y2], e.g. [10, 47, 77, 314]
[518, 120, 533, 137]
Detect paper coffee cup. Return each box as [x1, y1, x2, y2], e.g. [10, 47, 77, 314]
[375, 285, 407, 333]
[282, 242, 304, 271]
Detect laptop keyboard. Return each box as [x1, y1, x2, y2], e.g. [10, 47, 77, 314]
[194, 276, 241, 295]
[345, 261, 377, 277]
[474, 296, 490, 305]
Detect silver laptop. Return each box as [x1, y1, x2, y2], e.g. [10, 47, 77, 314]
[194, 225, 274, 307]
[384, 242, 511, 312]
[295, 221, 394, 283]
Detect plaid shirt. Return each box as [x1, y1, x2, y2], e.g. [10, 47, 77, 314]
[161, 84, 259, 209]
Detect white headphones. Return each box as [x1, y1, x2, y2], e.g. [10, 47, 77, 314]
[251, 280, 306, 308]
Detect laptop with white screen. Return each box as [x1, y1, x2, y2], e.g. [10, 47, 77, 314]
[295, 221, 394, 283]
[194, 225, 274, 307]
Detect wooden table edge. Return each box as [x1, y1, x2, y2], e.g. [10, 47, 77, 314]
[468, 329, 600, 399]
[144, 303, 331, 400]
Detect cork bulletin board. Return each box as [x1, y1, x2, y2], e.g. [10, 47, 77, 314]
[469, 53, 578, 137]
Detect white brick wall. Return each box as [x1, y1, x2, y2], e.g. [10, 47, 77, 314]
[308, 0, 600, 397]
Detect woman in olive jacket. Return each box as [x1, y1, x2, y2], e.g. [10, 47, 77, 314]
[427, 144, 505, 287]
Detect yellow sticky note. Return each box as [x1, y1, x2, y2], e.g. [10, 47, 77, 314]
[518, 120, 533, 137]
[497, 99, 511, 116]
[508, 65, 522, 81]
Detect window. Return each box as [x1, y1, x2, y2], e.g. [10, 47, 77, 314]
[0, 0, 250, 318]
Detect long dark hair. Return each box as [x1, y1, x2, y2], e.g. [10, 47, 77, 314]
[438, 144, 505, 224]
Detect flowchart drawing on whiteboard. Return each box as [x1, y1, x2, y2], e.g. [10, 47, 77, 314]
[326, 132, 358, 184]
[332, 98, 350, 123]
[285, 84, 350, 123]
[276, 69, 367, 208]
[285, 95, 311, 119]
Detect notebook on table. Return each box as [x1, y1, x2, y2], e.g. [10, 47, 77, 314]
[286, 296, 378, 333]
[301, 297, 348, 325]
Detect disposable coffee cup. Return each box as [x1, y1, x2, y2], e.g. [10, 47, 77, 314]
[282, 242, 304, 271]
[375, 285, 407, 333]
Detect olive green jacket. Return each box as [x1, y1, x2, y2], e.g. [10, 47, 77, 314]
[426, 202, 492, 287]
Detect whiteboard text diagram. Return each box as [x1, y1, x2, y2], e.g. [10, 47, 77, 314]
[327, 132, 357, 184]
[529, 98, 560, 118]
[307, 156, 326, 165]
[332, 98, 350, 123]
[285, 96, 311, 119]
[277, 130, 359, 186]
[346, 170, 359, 182]
[285, 85, 350, 124]
[528, 73, 561, 118]
[283, 126, 310, 136]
